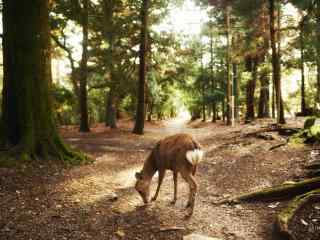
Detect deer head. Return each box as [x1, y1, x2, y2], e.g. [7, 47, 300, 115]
[135, 171, 151, 204]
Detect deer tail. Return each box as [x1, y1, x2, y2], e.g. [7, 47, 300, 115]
[186, 149, 204, 165]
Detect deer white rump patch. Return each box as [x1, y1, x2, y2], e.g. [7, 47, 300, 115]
[186, 149, 204, 165]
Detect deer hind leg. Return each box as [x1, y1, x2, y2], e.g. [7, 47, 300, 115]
[151, 170, 166, 201]
[192, 165, 197, 176]
[171, 171, 178, 205]
[180, 169, 198, 217]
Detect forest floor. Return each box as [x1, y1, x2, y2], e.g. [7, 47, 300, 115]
[0, 118, 315, 240]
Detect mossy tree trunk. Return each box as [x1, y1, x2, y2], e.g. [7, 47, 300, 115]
[1, 0, 85, 163]
[79, 0, 90, 132]
[133, 0, 150, 135]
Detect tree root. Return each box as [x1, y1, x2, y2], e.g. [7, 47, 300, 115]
[269, 141, 288, 151]
[0, 136, 92, 167]
[276, 189, 320, 240]
[219, 177, 320, 205]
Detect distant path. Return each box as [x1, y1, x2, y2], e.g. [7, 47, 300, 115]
[163, 118, 190, 134]
[149, 117, 212, 141]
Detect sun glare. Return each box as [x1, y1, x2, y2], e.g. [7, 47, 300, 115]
[154, 0, 209, 36]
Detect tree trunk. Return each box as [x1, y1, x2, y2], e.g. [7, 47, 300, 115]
[105, 92, 117, 129]
[269, 0, 285, 124]
[315, 6, 320, 108]
[233, 63, 239, 121]
[103, 0, 117, 129]
[210, 25, 217, 123]
[1, 0, 84, 162]
[133, 0, 149, 135]
[272, 81, 276, 118]
[258, 68, 270, 118]
[147, 101, 154, 122]
[245, 59, 258, 122]
[79, 0, 90, 132]
[300, 22, 307, 115]
[202, 82, 206, 122]
[225, 5, 233, 126]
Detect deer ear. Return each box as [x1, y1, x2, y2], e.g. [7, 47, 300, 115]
[135, 172, 142, 180]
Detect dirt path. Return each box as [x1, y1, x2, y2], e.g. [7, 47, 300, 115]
[0, 119, 309, 240]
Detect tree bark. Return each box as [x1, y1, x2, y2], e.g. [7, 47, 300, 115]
[1, 0, 85, 162]
[103, 0, 118, 129]
[300, 22, 307, 115]
[233, 63, 239, 121]
[225, 5, 233, 126]
[210, 25, 217, 123]
[245, 58, 258, 122]
[272, 81, 276, 118]
[258, 68, 270, 118]
[105, 91, 117, 129]
[315, 6, 320, 108]
[133, 0, 149, 135]
[79, 0, 90, 132]
[269, 0, 285, 124]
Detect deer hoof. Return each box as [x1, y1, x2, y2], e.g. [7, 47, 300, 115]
[185, 202, 191, 209]
[151, 197, 157, 202]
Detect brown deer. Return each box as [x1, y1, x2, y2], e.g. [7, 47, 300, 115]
[134, 133, 204, 217]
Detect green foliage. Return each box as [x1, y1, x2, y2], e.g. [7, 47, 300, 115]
[52, 84, 76, 125]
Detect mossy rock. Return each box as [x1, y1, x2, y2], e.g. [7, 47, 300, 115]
[290, 118, 320, 144]
[304, 117, 317, 129]
[309, 125, 320, 140]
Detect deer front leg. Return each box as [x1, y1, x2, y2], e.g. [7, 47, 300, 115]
[151, 170, 166, 202]
[171, 171, 178, 205]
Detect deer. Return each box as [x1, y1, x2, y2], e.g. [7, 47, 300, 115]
[134, 133, 204, 217]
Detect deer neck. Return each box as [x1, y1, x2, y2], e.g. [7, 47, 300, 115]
[141, 155, 157, 181]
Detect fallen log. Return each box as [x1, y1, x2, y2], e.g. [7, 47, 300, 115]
[220, 177, 320, 204]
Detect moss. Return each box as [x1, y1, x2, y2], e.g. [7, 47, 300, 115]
[276, 190, 320, 237]
[304, 116, 317, 129]
[310, 125, 320, 140]
[289, 119, 320, 144]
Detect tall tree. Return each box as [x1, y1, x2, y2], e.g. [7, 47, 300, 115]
[133, 0, 150, 134]
[245, 58, 258, 121]
[225, 4, 233, 126]
[209, 22, 217, 122]
[79, 0, 90, 132]
[103, 0, 117, 129]
[269, 0, 285, 124]
[315, 3, 320, 106]
[258, 67, 270, 118]
[299, 16, 307, 114]
[1, 0, 83, 162]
